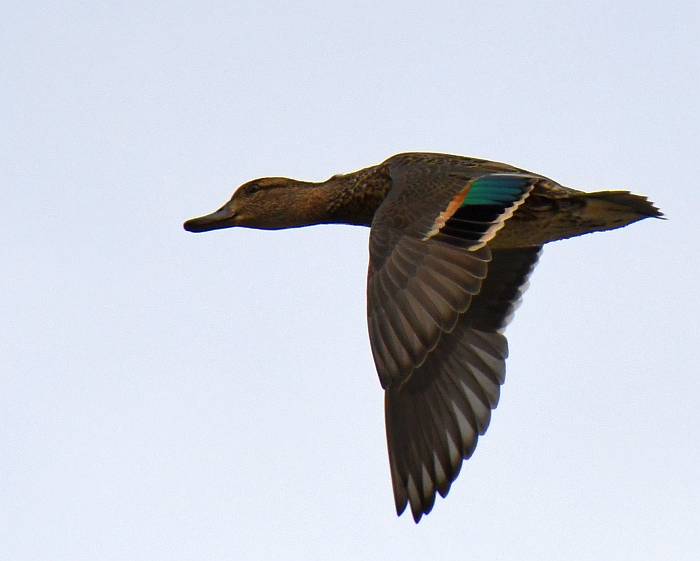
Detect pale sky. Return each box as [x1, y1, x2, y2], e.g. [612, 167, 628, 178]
[3, 1, 699, 560]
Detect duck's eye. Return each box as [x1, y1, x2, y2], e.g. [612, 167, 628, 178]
[246, 183, 261, 194]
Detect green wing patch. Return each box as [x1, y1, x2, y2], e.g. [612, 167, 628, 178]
[427, 174, 536, 250]
[463, 175, 533, 206]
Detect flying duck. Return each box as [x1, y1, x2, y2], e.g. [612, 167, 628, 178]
[184, 152, 662, 522]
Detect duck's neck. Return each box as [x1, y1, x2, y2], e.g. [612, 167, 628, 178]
[308, 163, 392, 227]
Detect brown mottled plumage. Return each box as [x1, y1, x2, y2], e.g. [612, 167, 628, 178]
[184, 152, 662, 522]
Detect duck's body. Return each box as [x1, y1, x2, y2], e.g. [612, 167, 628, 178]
[184, 152, 661, 522]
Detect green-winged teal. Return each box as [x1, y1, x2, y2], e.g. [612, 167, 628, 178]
[184, 152, 662, 522]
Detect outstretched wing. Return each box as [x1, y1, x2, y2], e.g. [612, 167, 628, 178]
[367, 154, 545, 521]
[383, 247, 542, 521]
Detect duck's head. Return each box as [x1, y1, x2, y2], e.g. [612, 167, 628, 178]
[184, 177, 323, 232]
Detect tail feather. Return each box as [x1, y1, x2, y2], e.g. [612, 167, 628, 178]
[584, 190, 664, 219]
[535, 190, 665, 244]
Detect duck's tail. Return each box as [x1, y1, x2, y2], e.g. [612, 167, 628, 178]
[582, 190, 664, 220]
[545, 190, 664, 243]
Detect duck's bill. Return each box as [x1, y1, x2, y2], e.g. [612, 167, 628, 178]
[183, 208, 236, 233]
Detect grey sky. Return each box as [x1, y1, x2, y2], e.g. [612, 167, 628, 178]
[3, 1, 699, 560]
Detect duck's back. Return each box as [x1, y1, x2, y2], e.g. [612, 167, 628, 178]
[379, 152, 660, 249]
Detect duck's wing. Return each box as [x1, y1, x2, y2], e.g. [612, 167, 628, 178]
[368, 154, 545, 521]
[380, 247, 542, 522]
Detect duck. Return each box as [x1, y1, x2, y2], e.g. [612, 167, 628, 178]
[184, 152, 662, 522]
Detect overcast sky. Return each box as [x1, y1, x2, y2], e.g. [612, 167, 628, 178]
[3, 1, 699, 560]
